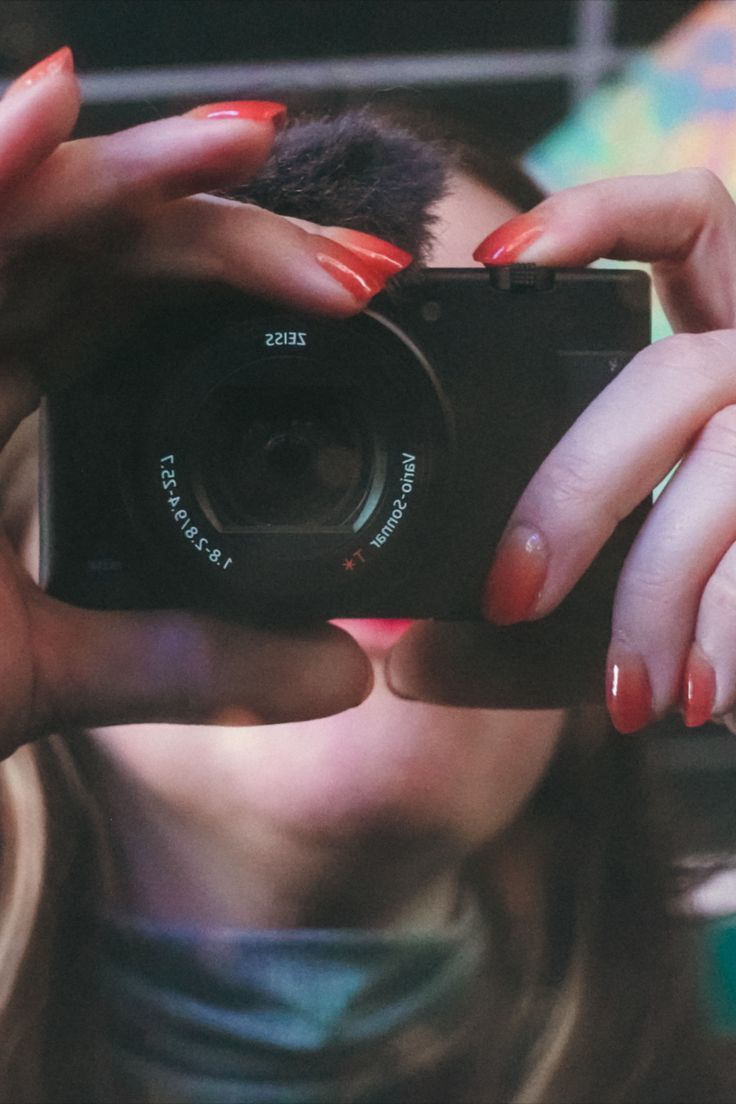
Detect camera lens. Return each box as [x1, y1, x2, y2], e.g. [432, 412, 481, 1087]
[192, 384, 376, 530]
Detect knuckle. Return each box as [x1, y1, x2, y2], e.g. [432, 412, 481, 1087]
[703, 557, 736, 614]
[620, 559, 680, 613]
[646, 330, 736, 390]
[694, 404, 736, 465]
[541, 449, 618, 531]
[674, 166, 731, 211]
[543, 452, 600, 512]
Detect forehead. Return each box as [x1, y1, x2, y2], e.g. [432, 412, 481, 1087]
[427, 171, 519, 268]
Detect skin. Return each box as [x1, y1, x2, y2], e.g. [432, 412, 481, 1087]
[2, 55, 736, 925]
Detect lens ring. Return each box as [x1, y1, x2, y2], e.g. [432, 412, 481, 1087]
[192, 383, 377, 531]
[131, 299, 449, 618]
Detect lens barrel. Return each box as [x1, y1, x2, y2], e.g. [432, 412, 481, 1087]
[123, 302, 449, 619]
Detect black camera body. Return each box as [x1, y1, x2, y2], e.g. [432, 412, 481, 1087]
[41, 265, 650, 629]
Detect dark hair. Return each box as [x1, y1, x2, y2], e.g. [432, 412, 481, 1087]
[232, 105, 545, 267]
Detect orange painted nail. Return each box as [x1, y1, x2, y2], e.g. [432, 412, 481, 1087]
[186, 100, 287, 128]
[473, 212, 544, 265]
[5, 46, 74, 98]
[314, 243, 390, 302]
[606, 647, 654, 734]
[328, 228, 413, 277]
[682, 643, 716, 728]
[483, 526, 548, 624]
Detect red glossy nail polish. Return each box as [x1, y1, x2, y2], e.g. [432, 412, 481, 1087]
[314, 242, 390, 301]
[483, 526, 548, 625]
[606, 648, 654, 734]
[6, 46, 74, 97]
[682, 643, 716, 728]
[187, 100, 287, 128]
[327, 228, 413, 277]
[473, 213, 544, 265]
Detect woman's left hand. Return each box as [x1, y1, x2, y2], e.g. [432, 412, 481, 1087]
[0, 50, 417, 752]
[387, 169, 736, 733]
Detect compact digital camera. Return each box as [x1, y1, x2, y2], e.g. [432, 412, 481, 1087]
[41, 264, 650, 631]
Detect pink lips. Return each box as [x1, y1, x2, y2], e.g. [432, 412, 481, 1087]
[332, 618, 414, 652]
[371, 620, 414, 633]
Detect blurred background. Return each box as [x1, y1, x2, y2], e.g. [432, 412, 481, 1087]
[2, 0, 733, 866]
[0, 0, 698, 145]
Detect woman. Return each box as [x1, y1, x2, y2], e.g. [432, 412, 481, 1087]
[0, 47, 733, 1102]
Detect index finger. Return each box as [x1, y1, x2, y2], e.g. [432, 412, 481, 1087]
[0, 47, 80, 193]
[18, 592, 373, 747]
[0, 102, 285, 242]
[474, 169, 736, 333]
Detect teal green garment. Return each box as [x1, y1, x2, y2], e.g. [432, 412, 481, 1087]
[99, 901, 488, 1104]
[701, 913, 736, 1036]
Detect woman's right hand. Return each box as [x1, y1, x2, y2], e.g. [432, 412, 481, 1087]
[387, 168, 736, 733]
[0, 49, 417, 758]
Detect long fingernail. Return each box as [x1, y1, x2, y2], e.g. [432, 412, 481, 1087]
[327, 228, 413, 277]
[606, 647, 654, 734]
[682, 643, 716, 728]
[5, 46, 74, 98]
[483, 525, 548, 624]
[473, 213, 544, 265]
[314, 238, 401, 302]
[186, 100, 287, 128]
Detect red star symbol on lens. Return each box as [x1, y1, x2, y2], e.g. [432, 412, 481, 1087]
[342, 557, 355, 571]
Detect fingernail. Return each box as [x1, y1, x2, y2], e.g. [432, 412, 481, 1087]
[314, 240, 391, 302]
[327, 228, 413, 277]
[682, 643, 716, 728]
[210, 706, 263, 727]
[473, 212, 544, 265]
[186, 100, 287, 128]
[483, 525, 548, 624]
[606, 647, 654, 734]
[5, 46, 74, 97]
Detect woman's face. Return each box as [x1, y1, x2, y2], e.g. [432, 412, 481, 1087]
[91, 173, 566, 922]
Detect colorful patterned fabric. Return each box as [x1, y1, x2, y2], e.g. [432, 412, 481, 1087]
[527, 0, 736, 340]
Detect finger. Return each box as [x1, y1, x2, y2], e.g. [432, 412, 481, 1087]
[286, 218, 414, 275]
[686, 540, 736, 726]
[483, 330, 736, 625]
[0, 47, 80, 191]
[130, 194, 413, 316]
[473, 169, 736, 333]
[0, 362, 41, 447]
[0, 101, 285, 241]
[605, 403, 736, 727]
[24, 593, 373, 738]
[386, 619, 605, 709]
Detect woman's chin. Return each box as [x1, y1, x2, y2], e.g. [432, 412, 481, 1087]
[92, 651, 565, 850]
[199, 671, 563, 843]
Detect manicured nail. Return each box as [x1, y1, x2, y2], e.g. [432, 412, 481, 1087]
[5, 46, 74, 98]
[327, 228, 413, 277]
[483, 526, 548, 624]
[314, 240, 393, 302]
[473, 212, 544, 265]
[210, 706, 263, 727]
[682, 643, 716, 728]
[606, 647, 654, 734]
[186, 100, 287, 128]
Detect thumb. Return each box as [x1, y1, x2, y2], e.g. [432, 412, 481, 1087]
[25, 595, 373, 736]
